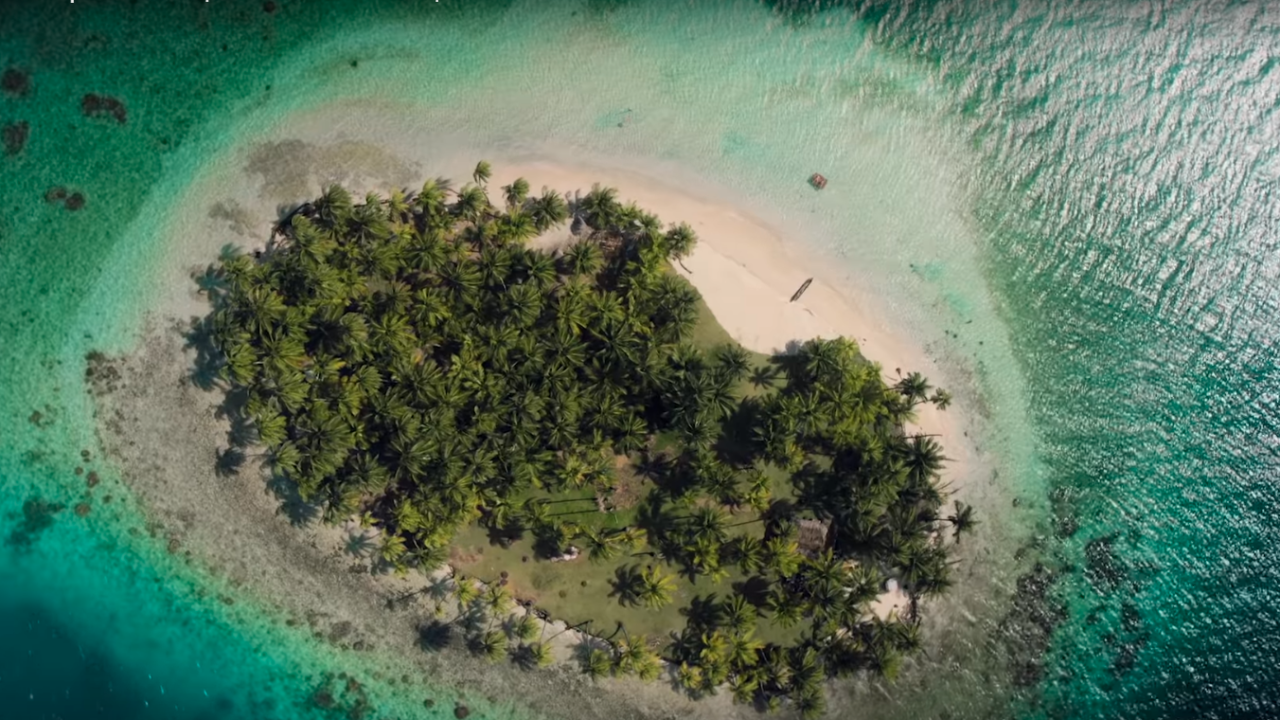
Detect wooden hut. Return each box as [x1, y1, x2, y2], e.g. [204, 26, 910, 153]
[796, 518, 832, 557]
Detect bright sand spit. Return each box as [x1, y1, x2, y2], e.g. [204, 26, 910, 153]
[99, 140, 983, 720]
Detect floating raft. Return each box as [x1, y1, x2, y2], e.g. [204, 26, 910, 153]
[809, 173, 827, 190]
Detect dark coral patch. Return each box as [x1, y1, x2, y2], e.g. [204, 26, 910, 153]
[1, 68, 29, 96]
[263, 1, 277, 13]
[45, 186, 68, 203]
[2, 121, 29, 156]
[65, 193, 86, 211]
[74, 503, 91, 517]
[81, 94, 127, 124]
[454, 704, 470, 719]
[87, 471, 100, 487]
[8, 498, 66, 547]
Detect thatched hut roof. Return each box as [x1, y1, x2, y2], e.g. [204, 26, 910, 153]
[797, 518, 831, 557]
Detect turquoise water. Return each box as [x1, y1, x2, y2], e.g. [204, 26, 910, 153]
[2, 1, 1277, 718]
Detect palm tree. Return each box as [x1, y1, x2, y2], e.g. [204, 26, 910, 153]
[578, 184, 621, 230]
[482, 584, 513, 616]
[728, 535, 765, 575]
[763, 536, 802, 578]
[312, 184, 353, 232]
[946, 500, 978, 542]
[663, 223, 697, 260]
[619, 526, 647, 552]
[687, 507, 727, 545]
[713, 344, 751, 385]
[380, 533, 407, 566]
[901, 434, 946, 484]
[677, 662, 705, 693]
[766, 586, 804, 628]
[473, 629, 508, 663]
[502, 177, 530, 209]
[529, 190, 569, 231]
[722, 592, 757, 635]
[930, 387, 953, 410]
[472, 160, 492, 187]
[614, 634, 661, 680]
[895, 371, 931, 406]
[519, 640, 554, 669]
[510, 613, 540, 643]
[579, 527, 624, 564]
[583, 648, 613, 679]
[521, 498, 551, 530]
[638, 566, 675, 609]
[564, 240, 602, 277]
[454, 577, 481, 613]
[453, 185, 489, 223]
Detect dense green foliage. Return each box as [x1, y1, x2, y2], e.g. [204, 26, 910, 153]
[206, 163, 970, 715]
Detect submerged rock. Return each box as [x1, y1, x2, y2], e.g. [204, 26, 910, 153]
[81, 94, 127, 124]
[453, 703, 470, 719]
[2, 121, 29, 156]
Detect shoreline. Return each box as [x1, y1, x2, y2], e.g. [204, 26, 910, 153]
[97, 135, 996, 718]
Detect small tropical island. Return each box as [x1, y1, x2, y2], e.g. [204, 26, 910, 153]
[201, 161, 974, 718]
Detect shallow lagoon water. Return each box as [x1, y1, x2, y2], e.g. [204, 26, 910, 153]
[2, 1, 1279, 718]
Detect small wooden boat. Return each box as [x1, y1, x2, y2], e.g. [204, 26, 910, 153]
[790, 278, 814, 302]
[809, 173, 827, 190]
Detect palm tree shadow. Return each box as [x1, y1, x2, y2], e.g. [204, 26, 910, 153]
[426, 575, 454, 603]
[182, 314, 225, 392]
[265, 471, 323, 527]
[417, 620, 454, 653]
[345, 528, 378, 558]
[713, 399, 760, 467]
[634, 451, 675, 483]
[607, 564, 642, 607]
[680, 593, 723, 634]
[571, 635, 610, 671]
[732, 576, 772, 608]
[748, 364, 780, 391]
[193, 263, 228, 298]
[214, 446, 246, 477]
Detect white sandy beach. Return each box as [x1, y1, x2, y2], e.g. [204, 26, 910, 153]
[96, 120, 990, 720]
